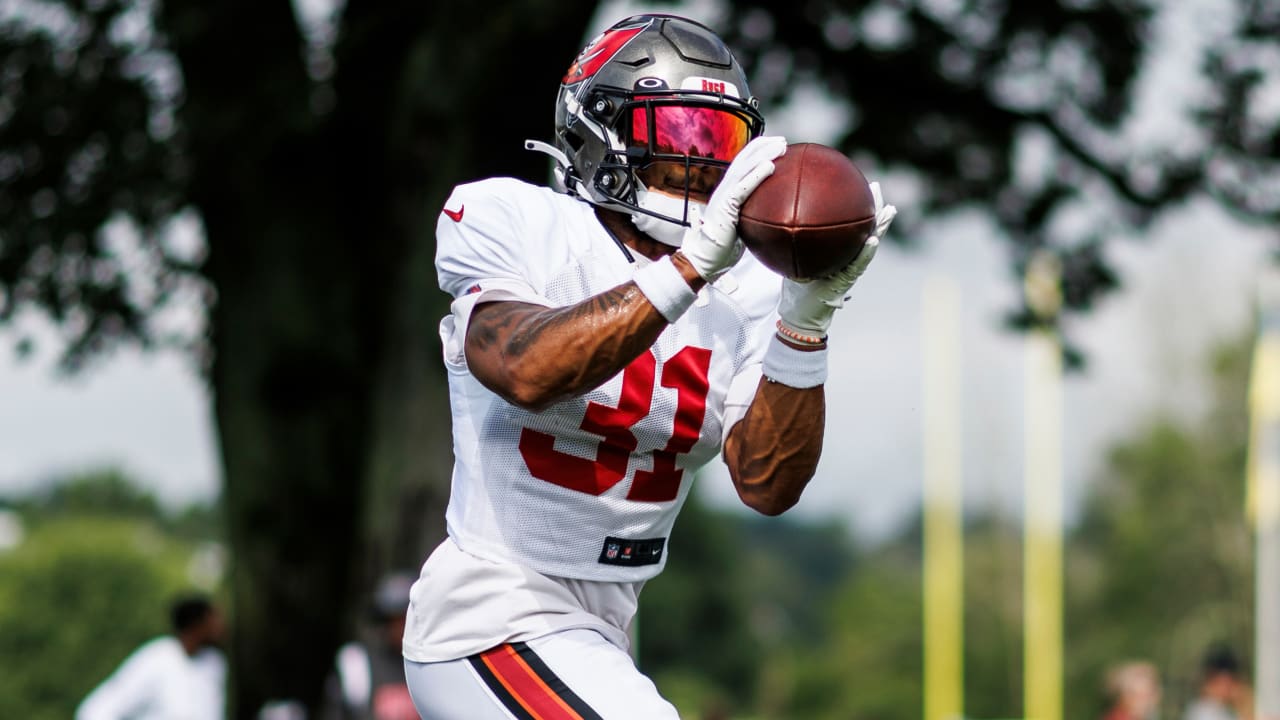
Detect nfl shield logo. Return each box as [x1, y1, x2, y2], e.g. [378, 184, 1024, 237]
[606, 543, 620, 560]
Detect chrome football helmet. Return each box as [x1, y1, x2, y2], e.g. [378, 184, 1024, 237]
[526, 14, 765, 230]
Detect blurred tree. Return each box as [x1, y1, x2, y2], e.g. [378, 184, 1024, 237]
[637, 489, 858, 715]
[165, 496, 225, 542]
[752, 513, 1024, 720]
[637, 491, 759, 717]
[10, 467, 224, 539]
[23, 466, 164, 519]
[741, 333, 1253, 720]
[736, 511, 859, 646]
[721, 0, 1277, 362]
[638, 490, 760, 710]
[1065, 334, 1254, 715]
[0, 515, 204, 718]
[782, 332, 1254, 720]
[763, 547, 923, 719]
[1199, 0, 1280, 231]
[3, 0, 1276, 715]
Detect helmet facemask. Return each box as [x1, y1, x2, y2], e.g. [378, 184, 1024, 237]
[630, 92, 761, 232]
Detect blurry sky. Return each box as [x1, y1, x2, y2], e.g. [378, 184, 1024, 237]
[0, 0, 1275, 541]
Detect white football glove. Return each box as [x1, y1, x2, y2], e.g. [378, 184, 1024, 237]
[777, 181, 897, 340]
[680, 135, 788, 282]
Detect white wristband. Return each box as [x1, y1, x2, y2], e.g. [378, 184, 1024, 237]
[763, 335, 829, 388]
[633, 256, 697, 322]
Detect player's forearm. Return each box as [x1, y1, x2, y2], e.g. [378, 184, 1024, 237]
[723, 379, 825, 515]
[475, 286, 666, 409]
[466, 254, 707, 411]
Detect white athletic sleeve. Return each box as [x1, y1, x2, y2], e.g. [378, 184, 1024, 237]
[334, 641, 372, 708]
[76, 642, 160, 720]
[720, 317, 774, 443]
[719, 258, 783, 444]
[435, 179, 555, 367]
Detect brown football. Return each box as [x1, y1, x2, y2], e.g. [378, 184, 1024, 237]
[738, 143, 877, 280]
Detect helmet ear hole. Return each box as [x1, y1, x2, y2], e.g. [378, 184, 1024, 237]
[588, 94, 614, 119]
[563, 131, 585, 153]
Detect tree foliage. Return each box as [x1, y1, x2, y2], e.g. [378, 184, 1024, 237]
[1199, 0, 1280, 227]
[768, 550, 924, 719]
[720, 0, 1277, 358]
[0, 0, 190, 367]
[0, 472, 222, 718]
[1064, 334, 1255, 714]
[742, 332, 1256, 720]
[637, 490, 859, 716]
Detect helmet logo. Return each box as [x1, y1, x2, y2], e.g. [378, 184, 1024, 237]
[562, 24, 647, 85]
[636, 77, 669, 90]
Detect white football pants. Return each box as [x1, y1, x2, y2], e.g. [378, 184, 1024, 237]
[404, 628, 680, 720]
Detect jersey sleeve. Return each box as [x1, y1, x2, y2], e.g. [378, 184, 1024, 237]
[435, 179, 555, 368]
[436, 178, 554, 304]
[75, 642, 158, 720]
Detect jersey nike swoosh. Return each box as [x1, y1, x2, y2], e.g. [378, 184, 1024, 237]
[443, 205, 464, 222]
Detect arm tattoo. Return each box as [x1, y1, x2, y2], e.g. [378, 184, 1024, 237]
[467, 283, 668, 407]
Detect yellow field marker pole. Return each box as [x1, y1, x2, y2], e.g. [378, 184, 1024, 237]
[923, 276, 964, 720]
[1023, 252, 1062, 720]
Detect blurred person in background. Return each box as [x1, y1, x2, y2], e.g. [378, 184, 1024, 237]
[1101, 660, 1162, 720]
[1184, 645, 1254, 720]
[321, 572, 417, 720]
[76, 593, 226, 720]
[401, 12, 895, 720]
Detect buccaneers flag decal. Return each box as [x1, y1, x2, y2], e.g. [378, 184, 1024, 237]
[561, 22, 648, 85]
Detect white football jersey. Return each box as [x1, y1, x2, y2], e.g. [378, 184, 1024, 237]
[434, 177, 780, 584]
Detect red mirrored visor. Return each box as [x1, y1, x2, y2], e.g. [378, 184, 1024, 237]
[629, 104, 752, 163]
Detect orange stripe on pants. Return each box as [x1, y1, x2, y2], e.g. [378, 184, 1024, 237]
[480, 645, 584, 720]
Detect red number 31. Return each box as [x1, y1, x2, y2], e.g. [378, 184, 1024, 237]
[518, 346, 712, 502]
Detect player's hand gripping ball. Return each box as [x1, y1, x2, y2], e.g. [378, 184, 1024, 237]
[738, 143, 878, 280]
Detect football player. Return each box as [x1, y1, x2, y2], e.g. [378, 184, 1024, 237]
[402, 14, 896, 719]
